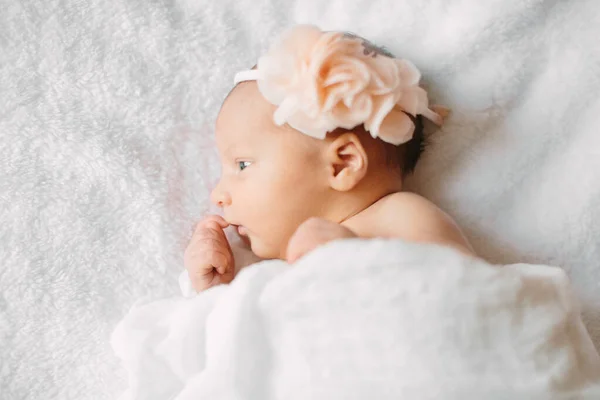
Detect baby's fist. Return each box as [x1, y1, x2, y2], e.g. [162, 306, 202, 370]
[286, 217, 356, 263]
[184, 215, 235, 292]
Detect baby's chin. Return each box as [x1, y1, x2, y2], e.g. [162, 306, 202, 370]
[248, 237, 285, 260]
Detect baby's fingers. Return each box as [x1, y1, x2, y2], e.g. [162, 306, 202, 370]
[189, 266, 216, 292]
[211, 249, 232, 275]
[195, 215, 229, 232]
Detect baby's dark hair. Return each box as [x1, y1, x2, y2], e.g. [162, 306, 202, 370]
[376, 113, 424, 176]
[340, 32, 425, 177]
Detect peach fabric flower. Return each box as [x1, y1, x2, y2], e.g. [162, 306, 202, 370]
[234, 25, 445, 145]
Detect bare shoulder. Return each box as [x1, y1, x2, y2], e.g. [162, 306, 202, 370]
[349, 192, 476, 256]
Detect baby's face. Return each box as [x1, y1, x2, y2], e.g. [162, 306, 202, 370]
[211, 82, 330, 259]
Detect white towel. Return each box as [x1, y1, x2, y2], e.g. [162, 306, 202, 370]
[112, 240, 600, 399]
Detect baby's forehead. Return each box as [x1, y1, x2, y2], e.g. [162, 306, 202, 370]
[219, 83, 253, 115]
[215, 82, 325, 156]
[215, 83, 278, 144]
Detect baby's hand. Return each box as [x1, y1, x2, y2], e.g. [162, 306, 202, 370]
[184, 215, 235, 292]
[286, 217, 357, 263]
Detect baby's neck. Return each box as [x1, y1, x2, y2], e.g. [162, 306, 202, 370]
[331, 179, 403, 225]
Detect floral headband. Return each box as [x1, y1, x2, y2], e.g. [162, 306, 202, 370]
[234, 25, 446, 146]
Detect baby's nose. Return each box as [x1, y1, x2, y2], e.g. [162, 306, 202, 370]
[210, 182, 231, 208]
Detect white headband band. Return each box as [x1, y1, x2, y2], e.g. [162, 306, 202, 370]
[233, 70, 260, 85]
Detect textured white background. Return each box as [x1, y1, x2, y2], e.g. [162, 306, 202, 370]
[0, 0, 599, 399]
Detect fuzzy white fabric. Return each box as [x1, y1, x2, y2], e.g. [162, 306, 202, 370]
[1, 0, 600, 399]
[112, 240, 600, 400]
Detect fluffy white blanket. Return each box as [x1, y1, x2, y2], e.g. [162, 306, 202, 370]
[2, 0, 600, 398]
[112, 240, 600, 399]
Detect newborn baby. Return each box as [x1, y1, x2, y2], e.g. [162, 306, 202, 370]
[185, 25, 475, 292]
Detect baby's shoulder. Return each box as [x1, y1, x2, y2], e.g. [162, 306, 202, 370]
[356, 192, 475, 256]
[375, 191, 436, 212]
[370, 192, 448, 229]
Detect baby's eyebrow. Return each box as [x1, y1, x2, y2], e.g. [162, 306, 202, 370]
[221, 144, 238, 157]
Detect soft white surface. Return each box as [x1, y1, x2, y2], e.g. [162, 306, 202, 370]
[1, 0, 599, 399]
[113, 240, 600, 400]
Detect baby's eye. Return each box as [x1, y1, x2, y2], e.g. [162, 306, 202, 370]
[237, 161, 252, 171]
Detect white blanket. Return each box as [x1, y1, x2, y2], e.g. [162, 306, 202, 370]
[2, 0, 600, 399]
[112, 240, 600, 399]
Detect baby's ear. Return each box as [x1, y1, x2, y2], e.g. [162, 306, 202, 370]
[325, 132, 368, 192]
